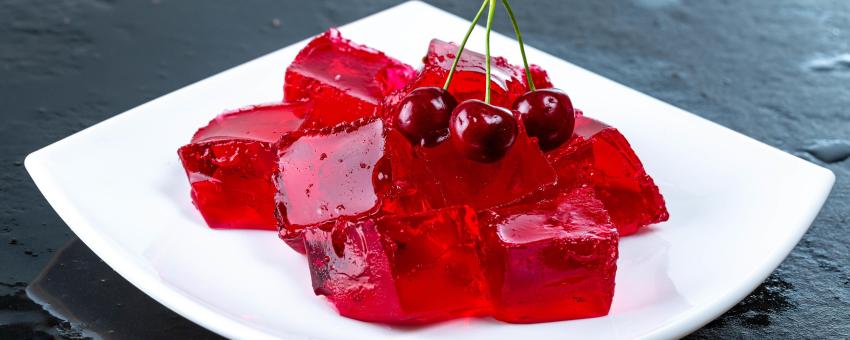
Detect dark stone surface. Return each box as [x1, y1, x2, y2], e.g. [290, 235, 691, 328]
[1, 0, 847, 338]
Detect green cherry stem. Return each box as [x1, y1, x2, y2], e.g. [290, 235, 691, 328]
[443, 0, 489, 90]
[484, 0, 496, 104]
[501, 0, 535, 91]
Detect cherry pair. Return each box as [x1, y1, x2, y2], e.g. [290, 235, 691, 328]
[396, 87, 575, 162]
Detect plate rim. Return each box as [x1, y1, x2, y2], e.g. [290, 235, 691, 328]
[23, 1, 837, 339]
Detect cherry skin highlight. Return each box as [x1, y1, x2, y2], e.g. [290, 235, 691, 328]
[450, 100, 518, 163]
[395, 87, 458, 147]
[512, 89, 576, 151]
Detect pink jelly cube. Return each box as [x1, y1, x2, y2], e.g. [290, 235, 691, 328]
[284, 28, 416, 128]
[394, 39, 548, 109]
[415, 120, 557, 210]
[479, 187, 619, 323]
[274, 118, 444, 251]
[178, 102, 310, 230]
[546, 115, 669, 235]
[304, 206, 490, 324]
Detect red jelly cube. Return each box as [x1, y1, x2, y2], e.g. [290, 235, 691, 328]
[546, 115, 669, 235]
[178, 102, 309, 230]
[399, 39, 545, 108]
[274, 119, 444, 250]
[527, 64, 554, 89]
[304, 206, 490, 324]
[479, 187, 618, 323]
[284, 28, 416, 128]
[415, 122, 557, 210]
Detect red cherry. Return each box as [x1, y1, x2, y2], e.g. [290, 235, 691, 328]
[450, 100, 518, 163]
[394, 87, 458, 147]
[512, 89, 576, 151]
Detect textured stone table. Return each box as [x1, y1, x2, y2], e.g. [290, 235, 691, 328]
[1, 0, 848, 338]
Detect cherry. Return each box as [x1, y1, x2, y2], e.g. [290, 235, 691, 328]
[450, 100, 518, 163]
[512, 89, 575, 151]
[395, 87, 458, 147]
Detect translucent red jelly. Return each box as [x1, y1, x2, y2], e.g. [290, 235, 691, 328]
[546, 115, 669, 235]
[178, 102, 309, 230]
[177, 29, 673, 326]
[479, 187, 619, 323]
[284, 28, 416, 128]
[527, 64, 554, 89]
[304, 206, 489, 324]
[274, 118, 444, 250]
[416, 121, 557, 210]
[397, 39, 549, 109]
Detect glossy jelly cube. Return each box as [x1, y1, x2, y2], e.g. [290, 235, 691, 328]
[275, 119, 444, 250]
[178, 102, 309, 230]
[546, 115, 669, 235]
[479, 187, 618, 323]
[284, 28, 416, 128]
[398, 39, 544, 108]
[415, 121, 557, 210]
[304, 206, 490, 324]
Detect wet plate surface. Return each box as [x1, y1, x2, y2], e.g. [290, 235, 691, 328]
[24, 2, 835, 339]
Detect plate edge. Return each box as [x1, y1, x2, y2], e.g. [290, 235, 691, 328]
[644, 167, 836, 339]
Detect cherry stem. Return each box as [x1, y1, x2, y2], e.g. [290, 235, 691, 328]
[501, 0, 535, 91]
[484, 0, 496, 104]
[443, 0, 489, 91]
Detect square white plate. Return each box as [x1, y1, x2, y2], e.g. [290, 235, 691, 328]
[25, 2, 835, 339]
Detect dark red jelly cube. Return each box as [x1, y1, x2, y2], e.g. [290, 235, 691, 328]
[415, 120, 557, 210]
[284, 28, 416, 128]
[546, 115, 669, 235]
[479, 187, 618, 323]
[304, 206, 490, 324]
[398, 39, 546, 109]
[275, 119, 444, 249]
[178, 102, 309, 230]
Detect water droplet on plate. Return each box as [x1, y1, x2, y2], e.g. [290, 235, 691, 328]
[634, 0, 681, 8]
[805, 54, 850, 73]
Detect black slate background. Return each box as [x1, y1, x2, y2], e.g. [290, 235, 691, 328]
[1, 0, 848, 338]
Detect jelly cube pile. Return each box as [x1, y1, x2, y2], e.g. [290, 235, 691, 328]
[177, 29, 668, 325]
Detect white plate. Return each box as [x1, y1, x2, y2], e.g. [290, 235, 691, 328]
[25, 2, 835, 339]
